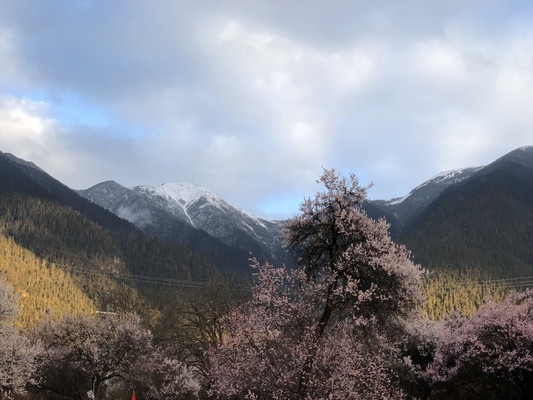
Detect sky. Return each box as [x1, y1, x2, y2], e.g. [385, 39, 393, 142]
[0, 0, 533, 219]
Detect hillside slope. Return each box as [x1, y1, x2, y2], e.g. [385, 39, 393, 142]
[0, 233, 96, 328]
[0, 151, 216, 326]
[402, 146, 533, 276]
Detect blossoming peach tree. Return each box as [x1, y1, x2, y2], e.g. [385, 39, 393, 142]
[207, 169, 423, 399]
[426, 290, 533, 399]
[36, 312, 199, 400]
[0, 280, 41, 400]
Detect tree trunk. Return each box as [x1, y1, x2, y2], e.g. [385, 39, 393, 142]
[91, 376, 100, 400]
[296, 281, 336, 399]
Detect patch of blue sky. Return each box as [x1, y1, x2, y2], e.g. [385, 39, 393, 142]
[18, 89, 49, 104]
[1, 85, 110, 127]
[49, 91, 111, 128]
[51, 92, 146, 139]
[258, 194, 303, 220]
[490, 0, 533, 17]
[0, 85, 47, 103]
[2, 86, 144, 139]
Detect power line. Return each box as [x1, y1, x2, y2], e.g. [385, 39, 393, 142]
[59, 265, 207, 288]
[479, 274, 533, 284]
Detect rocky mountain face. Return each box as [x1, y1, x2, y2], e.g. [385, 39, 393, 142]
[137, 183, 285, 254]
[78, 182, 288, 274]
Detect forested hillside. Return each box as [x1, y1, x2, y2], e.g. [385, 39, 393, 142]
[357, 148, 533, 290]
[0, 192, 213, 281]
[420, 268, 510, 320]
[1, 168, 532, 400]
[0, 152, 216, 330]
[0, 151, 134, 235]
[0, 233, 95, 327]
[402, 163, 533, 274]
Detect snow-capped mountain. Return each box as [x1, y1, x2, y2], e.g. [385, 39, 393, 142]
[79, 145, 533, 275]
[370, 146, 533, 236]
[371, 166, 483, 232]
[136, 182, 285, 254]
[400, 145, 533, 272]
[78, 181, 287, 273]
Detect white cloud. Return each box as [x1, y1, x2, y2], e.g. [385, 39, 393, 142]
[413, 40, 467, 82]
[1, 1, 533, 218]
[197, 17, 380, 174]
[432, 113, 492, 169]
[0, 27, 24, 86]
[0, 95, 124, 190]
[492, 34, 533, 120]
[0, 95, 57, 155]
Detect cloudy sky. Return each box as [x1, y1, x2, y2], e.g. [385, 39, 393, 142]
[0, 1, 532, 218]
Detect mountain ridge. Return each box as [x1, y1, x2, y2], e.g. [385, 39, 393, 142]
[78, 180, 287, 274]
[369, 166, 484, 236]
[4, 145, 533, 279]
[0, 151, 214, 281]
[399, 146, 533, 275]
[79, 145, 533, 276]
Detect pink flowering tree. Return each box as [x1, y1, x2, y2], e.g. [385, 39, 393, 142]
[129, 353, 200, 400]
[208, 169, 423, 399]
[35, 312, 199, 400]
[426, 290, 533, 399]
[208, 262, 404, 399]
[0, 280, 41, 400]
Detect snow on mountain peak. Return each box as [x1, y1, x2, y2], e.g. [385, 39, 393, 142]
[133, 182, 223, 228]
[430, 167, 470, 184]
[383, 166, 482, 207]
[137, 182, 218, 207]
[518, 145, 533, 151]
[159, 182, 216, 206]
[414, 166, 482, 190]
[135, 181, 270, 235]
[387, 194, 410, 206]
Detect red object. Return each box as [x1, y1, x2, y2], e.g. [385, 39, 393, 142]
[132, 391, 136, 400]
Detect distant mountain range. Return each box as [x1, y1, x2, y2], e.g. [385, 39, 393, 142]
[0, 149, 214, 280]
[78, 145, 533, 278]
[361, 146, 533, 277]
[1, 145, 531, 327]
[78, 181, 287, 274]
[2, 146, 533, 280]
